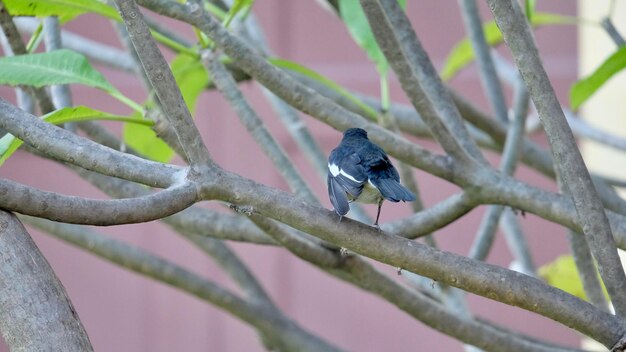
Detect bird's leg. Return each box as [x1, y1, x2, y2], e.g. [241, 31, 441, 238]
[374, 198, 384, 227]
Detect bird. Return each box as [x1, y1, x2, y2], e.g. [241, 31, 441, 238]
[327, 128, 416, 226]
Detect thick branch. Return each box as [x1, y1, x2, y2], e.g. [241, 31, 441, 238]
[113, 0, 212, 168]
[23, 216, 341, 352]
[206, 169, 626, 349]
[487, 0, 626, 316]
[361, 0, 486, 166]
[0, 98, 180, 187]
[74, 167, 275, 244]
[0, 211, 93, 351]
[136, 0, 455, 183]
[250, 214, 575, 352]
[383, 192, 477, 239]
[0, 177, 197, 225]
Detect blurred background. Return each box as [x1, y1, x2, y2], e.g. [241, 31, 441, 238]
[1, 0, 613, 350]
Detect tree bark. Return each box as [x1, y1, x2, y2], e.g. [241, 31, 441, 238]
[0, 211, 93, 351]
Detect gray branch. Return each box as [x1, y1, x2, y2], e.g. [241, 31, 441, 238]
[0, 177, 197, 225]
[487, 0, 626, 317]
[23, 216, 342, 352]
[567, 229, 611, 312]
[113, 0, 213, 168]
[0, 97, 181, 188]
[135, 0, 455, 182]
[0, 211, 93, 351]
[459, 0, 508, 123]
[202, 49, 318, 203]
[250, 214, 575, 352]
[360, 0, 486, 166]
[204, 170, 626, 349]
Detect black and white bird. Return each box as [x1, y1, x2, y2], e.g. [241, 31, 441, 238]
[327, 128, 416, 225]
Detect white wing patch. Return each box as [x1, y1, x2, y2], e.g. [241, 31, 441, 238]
[340, 169, 362, 183]
[328, 163, 340, 177]
[329, 163, 364, 183]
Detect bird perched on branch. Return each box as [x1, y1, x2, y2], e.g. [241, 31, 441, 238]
[327, 128, 416, 226]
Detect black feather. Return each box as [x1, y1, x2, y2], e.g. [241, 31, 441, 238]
[327, 128, 415, 220]
[327, 174, 350, 215]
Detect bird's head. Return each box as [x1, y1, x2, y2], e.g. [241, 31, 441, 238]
[343, 128, 368, 139]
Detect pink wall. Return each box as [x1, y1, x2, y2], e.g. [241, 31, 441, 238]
[0, 1, 579, 351]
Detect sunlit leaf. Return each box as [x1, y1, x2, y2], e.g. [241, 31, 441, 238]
[539, 255, 609, 302]
[3, 0, 119, 22]
[171, 53, 210, 113]
[123, 111, 175, 163]
[0, 50, 143, 112]
[570, 45, 626, 110]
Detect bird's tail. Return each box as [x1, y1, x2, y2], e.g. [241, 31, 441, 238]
[373, 179, 416, 203]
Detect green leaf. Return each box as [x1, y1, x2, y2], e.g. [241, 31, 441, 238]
[3, 0, 120, 22]
[123, 111, 175, 163]
[338, 0, 405, 75]
[0, 106, 151, 166]
[0, 50, 143, 112]
[223, 0, 255, 28]
[441, 13, 577, 81]
[525, 0, 536, 21]
[570, 45, 626, 110]
[270, 57, 379, 121]
[0, 50, 114, 90]
[171, 54, 210, 113]
[539, 255, 609, 302]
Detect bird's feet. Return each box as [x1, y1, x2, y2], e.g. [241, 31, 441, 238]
[371, 223, 383, 232]
[396, 267, 403, 275]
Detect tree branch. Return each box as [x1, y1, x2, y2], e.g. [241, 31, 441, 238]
[249, 214, 576, 352]
[205, 169, 626, 349]
[459, 0, 508, 123]
[487, 0, 626, 316]
[0, 211, 93, 351]
[360, 0, 486, 165]
[23, 216, 341, 352]
[0, 177, 197, 225]
[135, 0, 455, 183]
[382, 191, 477, 239]
[0, 97, 181, 188]
[113, 0, 213, 168]
[202, 49, 318, 203]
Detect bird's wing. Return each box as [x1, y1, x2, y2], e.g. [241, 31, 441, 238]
[327, 174, 350, 215]
[366, 155, 416, 202]
[328, 152, 367, 199]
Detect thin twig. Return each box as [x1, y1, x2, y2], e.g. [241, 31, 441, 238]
[43, 17, 72, 110]
[567, 229, 611, 313]
[202, 49, 318, 204]
[459, 0, 508, 123]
